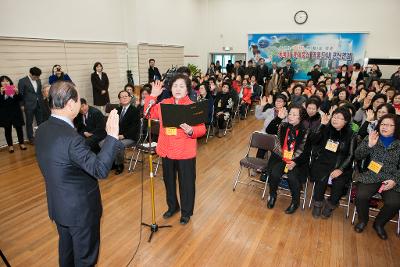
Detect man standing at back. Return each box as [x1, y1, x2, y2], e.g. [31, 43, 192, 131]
[18, 67, 44, 144]
[35, 81, 122, 267]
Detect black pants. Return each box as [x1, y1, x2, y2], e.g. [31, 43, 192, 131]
[355, 182, 400, 226]
[56, 221, 100, 267]
[312, 172, 350, 205]
[239, 103, 249, 117]
[162, 157, 196, 217]
[3, 123, 24, 146]
[215, 113, 228, 129]
[25, 105, 43, 140]
[268, 159, 302, 205]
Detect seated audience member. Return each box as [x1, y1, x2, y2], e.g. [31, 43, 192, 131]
[340, 103, 360, 133]
[138, 85, 151, 116]
[307, 64, 324, 85]
[393, 93, 400, 115]
[213, 82, 234, 137]
[232, 75, 242, 94]
[110, 91, 140, 174]
[91, 62, 110, 109]
[249, 75, 262, 101]
[336, 64, 350, 86]
[0, 75, 27, 152]
[303, 98, 321, 133]
[265, 105, 310, 214]
[309, 107, 356, 219]
[354, 93, 387, 124]
[238, 79, 252, 119]
[314, 88, 330, 113]
[49, 64, 72, 85]
[349, 63, 364, 87]
[390, 67, 400, 92]
[303, 79, 315, 97]
[74, 98, 107, 153]
[385, 87, 396, 104]
[41, 84, 51, 121]
[354, 114, 400, 240]
[358, 103, 396, 140]
[290, 84, 307, 106]
[124, 83, 137, 105]
[197, 83, 214, 124]
[255, 93, 287, 133]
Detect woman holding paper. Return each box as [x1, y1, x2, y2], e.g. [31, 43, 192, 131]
[354, 114, 400, 240]
[144, 74, 206, 225]
[0, 75, 27, 153]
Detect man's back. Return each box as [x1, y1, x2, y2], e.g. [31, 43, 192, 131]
[35, 116, 118, 226]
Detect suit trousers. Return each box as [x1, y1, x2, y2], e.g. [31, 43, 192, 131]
[162, 157, 196, 217]
[355, 182, 400, 226]
[56, 220, 100, 267]
[268, 159, 302, 205]
[3, 123, 24, 146]
[25, 102, 43, 140]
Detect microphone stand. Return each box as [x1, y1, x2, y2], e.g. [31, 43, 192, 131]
[141, 105, 172, 242]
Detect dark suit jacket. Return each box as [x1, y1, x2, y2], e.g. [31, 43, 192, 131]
[18, 76, 43, 110]
[74, 106, 106, 142]
[282, 66, 295, 83]
[35, 116, 121, 226]
[0, 92, 25, 127]
[91, 72, 110, 106]
[117, 104, 140, 141]
[256, 65, 269, 84]
[148, 67, 161, 82]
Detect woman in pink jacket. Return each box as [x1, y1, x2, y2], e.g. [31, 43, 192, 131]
[145, 74, 206, 224]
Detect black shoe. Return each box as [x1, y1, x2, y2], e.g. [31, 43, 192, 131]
[115, 164, 124, 175]
[354, 221, 367, 233]
[321, 200, 335, 219]
[267, 195, 277, 209]
[373, 223, 388, 240]
[180, 216, 190, 225]
[162, 208, 179, 219]
[312, 201, 323, 219]
[285, 202, 299, 214]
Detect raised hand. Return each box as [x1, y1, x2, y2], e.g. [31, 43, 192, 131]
[330, 169, 343, 179]
[365, 109, 375, 122]
[277, 107, 287, 119]
[260, 96, 268, 107]
[106, 109, 119, 139]
[267, 95, 273, 104]
[150, 80, 163, 97]
[368, 130, 379, 148]
[321, 112, 331, 125]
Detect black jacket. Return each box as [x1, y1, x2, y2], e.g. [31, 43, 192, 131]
[117, 104, 140, 141]
[307, 70, 324, 84]
[35, 116, 121, 226]
[0, 92, 24, 127]
[91, 72, 110, 106]
[74, 106, 106, 141]
[148, 67, 161, 82]
[256, 64, 269, 84]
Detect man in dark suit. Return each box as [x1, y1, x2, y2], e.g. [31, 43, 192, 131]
[35, 81, 122, 267]
[148, 58, 161, 83]
[226, 60, 234, 74]
[256, 58, 269, 87]
[282, 59, 295, 89]
[18, 67, 44, 143]
[233, 60, 245, 78]
[74, 98, 107, 153]
[245, 60, 257, 78]
[112, 90, 141, 174]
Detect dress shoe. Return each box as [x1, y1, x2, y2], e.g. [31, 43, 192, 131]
[163, 208, 179, 219]
[312, 201, 323, 218]
[285, 202, 299, 214]
[19, 144, 27, 150]
[267, 195, 277, 209]
[354, 221, 367, 233]
[321, 200, 336, 219]
[373, 223, 388, 240]
[115, 164, 124, 175]
[8, 146, 14, 153]
[180, 216, 190, 225]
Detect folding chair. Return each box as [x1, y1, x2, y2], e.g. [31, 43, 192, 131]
[128, 119, 161, 176]
[351, 193, 400, 235]
[224, 106, 235, 136]
[205, 105, 215, 143]
[233, 131, 276, 199]
[307, 161, 357, 218]
[104, 103, 119, 120]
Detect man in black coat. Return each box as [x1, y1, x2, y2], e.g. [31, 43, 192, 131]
[233, 60, 245, 78]
[35, 81, 122, 267]
[307, 64, 324, 84]
[18, 67, 44, 143]
[282, 59, 295, 89]
[256, 58, 269, 87]
[148, 58, 161, 83]
[112, 90, 141, 174]
[245, 60, 257, 78]
[226, 60, 234, 75]
[74, 98, 107, 153]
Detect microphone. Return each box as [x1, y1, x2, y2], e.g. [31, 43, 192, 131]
[144, 100, 155, 117]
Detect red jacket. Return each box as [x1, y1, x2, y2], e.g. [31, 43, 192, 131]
[232, 80, 241, 94]
[144, 95, 206, 160]
[242, 87, 252, 104]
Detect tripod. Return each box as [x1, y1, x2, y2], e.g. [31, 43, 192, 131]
[141, 116, 172, 242]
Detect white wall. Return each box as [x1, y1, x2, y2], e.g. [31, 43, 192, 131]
[206, 0, 400, 60]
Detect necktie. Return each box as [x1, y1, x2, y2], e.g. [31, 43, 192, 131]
[120, 107, 127, 121]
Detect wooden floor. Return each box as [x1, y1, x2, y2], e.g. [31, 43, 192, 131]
[1, 115, 399, 267]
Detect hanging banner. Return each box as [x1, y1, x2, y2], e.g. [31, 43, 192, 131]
[248, 33, 368, 80]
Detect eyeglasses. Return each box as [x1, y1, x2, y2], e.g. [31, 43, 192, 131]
[119, 95, 130, 99]
[381, 123, 395, 127]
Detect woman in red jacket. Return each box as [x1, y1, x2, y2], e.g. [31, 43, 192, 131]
[145, 74, 206, 225]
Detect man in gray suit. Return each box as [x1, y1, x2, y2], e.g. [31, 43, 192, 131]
[18, 67, 44, 143]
